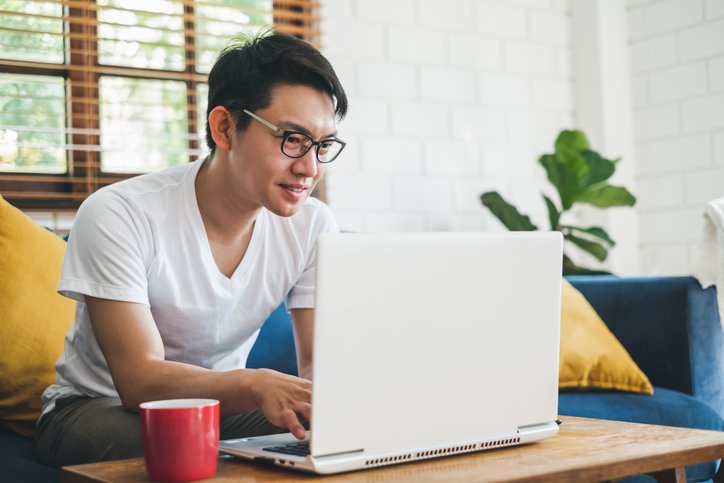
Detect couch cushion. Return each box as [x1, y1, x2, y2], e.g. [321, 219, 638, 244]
[559, 280, 653, 394]
[247, 304, 298, 375]
[0, 195, 75, 437]
[559, 387, 724, 482]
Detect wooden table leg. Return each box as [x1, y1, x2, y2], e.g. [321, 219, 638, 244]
[647, 467, 686, 483]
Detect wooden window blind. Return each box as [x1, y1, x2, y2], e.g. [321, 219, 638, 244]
[0, 0, 320, 210]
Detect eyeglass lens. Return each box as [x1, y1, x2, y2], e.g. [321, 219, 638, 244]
[282, 133, 344, 163]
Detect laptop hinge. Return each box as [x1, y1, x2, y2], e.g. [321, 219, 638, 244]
[518, 421, 554, 432]
[314, 449, 364, 459]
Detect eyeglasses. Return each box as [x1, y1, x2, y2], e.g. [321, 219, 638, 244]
[243, 109, 346, 164]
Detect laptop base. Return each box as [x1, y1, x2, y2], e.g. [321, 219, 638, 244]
[219, 420, 559, 474]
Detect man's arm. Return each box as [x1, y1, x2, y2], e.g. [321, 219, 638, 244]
[86, 296, 310, 439]
[291, 308, 314, 380]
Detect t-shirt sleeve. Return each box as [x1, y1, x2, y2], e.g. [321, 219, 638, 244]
[286, 201, 339, 310]
[58, 189, 151, 305]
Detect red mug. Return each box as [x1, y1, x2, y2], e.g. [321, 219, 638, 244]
[139, 399, 220, 482]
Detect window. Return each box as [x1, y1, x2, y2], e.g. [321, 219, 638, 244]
[0, 0, 318, 209]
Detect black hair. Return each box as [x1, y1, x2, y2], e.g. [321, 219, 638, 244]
[205, 31, 348, 152]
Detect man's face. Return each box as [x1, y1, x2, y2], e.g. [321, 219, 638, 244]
[228, 83, 337, 218]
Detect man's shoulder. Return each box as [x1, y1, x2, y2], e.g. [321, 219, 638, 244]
[109, 162, 192, 197]
[75, 163, 196, 233]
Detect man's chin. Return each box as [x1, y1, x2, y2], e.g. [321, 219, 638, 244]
[268, 199, 306, 218]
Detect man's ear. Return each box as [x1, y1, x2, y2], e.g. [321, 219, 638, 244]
[208, 106, 234, 151]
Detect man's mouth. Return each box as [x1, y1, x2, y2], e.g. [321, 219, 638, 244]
[281, 184, 307, 193]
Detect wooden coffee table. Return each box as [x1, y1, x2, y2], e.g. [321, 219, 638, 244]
[61, 416, 724, 483]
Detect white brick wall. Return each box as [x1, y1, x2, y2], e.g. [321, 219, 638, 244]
[644, 0, 703, 35]
[682, 94, 724, 131]
[361, 138, 423, 174]
[633, 105, 680, 141]
[715, 131, 724, 165]
[685, 166, 724, 204]
[710, 56, 724, 91]
[636, 134, 711, 174]
[420, 67, 477, 103]
[630, 34, 677, 72]
[321, 0, 575, 233]
[648, 63, 707, 102]
[358, 62, 418, 100]
[706, 0, 724, 19]
[678, 19, 724, 61]
[629, 0, 724, 275]
[475, 3, 527, 38]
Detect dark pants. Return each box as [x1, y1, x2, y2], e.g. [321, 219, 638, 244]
[35, 397, 284, 469]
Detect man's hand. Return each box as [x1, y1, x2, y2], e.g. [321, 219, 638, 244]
[250, 369, 311, 439]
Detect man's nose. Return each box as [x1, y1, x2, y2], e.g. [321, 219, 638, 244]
[293, 148, 318, 177]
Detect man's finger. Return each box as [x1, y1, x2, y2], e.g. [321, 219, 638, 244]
[281, 408, 306, 440]
[296, 385, 312, 402]
[297, 402, 312, 422]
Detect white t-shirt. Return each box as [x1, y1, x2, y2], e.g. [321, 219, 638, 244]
[41, 158, 338, 417]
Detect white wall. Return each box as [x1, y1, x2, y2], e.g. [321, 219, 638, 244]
[322, 0, 724, 277]
[321, 0, 576, 234]
[570, 0, 640, 275]
[628, 0, 724, 275]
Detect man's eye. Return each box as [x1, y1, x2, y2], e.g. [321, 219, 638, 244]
[285, 134, 304, 145]
[318, 141, 333, 152]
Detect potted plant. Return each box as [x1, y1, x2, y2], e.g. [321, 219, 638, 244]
[480, 130, 636, 275]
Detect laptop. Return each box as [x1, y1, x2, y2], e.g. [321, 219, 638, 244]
[219, 231, 563, 474]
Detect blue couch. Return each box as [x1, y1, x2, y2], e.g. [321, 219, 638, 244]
[2, 276, 722, 482]
[560, 276, 723, 482]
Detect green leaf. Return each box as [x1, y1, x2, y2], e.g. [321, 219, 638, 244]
[480, 191, 537, 231]
[562, 254, 612, 275]
[538, 154, 562, 189]
[564, 264, 613, 276]
[538, 154, 586, 210]
[565, 233, 608, 261]
[561, 225, 615, 247]
[543, 194, 560, 230]
[555, 130, 589, 164]
[581, 150, 615, 188]
[562, 253, 578, 275]
[575, 185, 636, 208]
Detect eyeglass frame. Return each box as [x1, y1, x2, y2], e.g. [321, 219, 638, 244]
[241, 108, 346, 164]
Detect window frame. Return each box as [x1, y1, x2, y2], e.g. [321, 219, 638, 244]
[0, 0, 319, 210]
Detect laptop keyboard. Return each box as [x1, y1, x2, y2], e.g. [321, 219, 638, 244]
[263, 441, 310, 457]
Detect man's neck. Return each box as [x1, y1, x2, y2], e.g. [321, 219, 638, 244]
[195, 153, 259, 244]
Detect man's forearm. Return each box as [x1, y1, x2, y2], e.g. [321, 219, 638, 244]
[114, 359, 259, 415]
[291, 308, 314, 380]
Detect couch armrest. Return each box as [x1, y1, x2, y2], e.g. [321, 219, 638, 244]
[567, 275, 724, 418]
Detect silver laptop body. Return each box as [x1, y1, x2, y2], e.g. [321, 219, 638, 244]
[219, 231, 563, 474]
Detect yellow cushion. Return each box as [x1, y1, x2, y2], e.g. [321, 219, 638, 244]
[559, 279, 653, 394]
[0, 195, 75, 437]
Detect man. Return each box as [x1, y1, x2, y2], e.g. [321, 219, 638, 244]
[35, 32, 348, 468]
